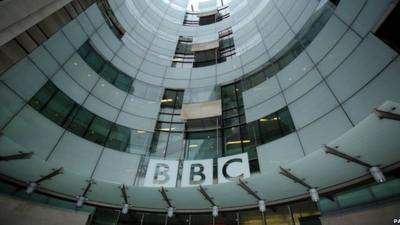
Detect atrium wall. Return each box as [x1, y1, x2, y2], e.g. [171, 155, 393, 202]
[0, 0, 399, 213]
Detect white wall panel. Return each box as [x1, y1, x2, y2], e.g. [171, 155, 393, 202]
[93, 149, 141, 185]
[116, 111, 156, 131]
[83, 96, 119, 122]
[245, 93, 286, 123]
[343, 56, 400, 125]
[122, 95, 159, 119]
[298, 107, 352, 154]
[51, 69, 89, 104]
[243, 76, 281, 109]
[326, 34, 397, 102]
[289, 82, 338, 129]
[257, 133, 304, 173]
[92, 79, 127, 108]
[49, 132, 102, 177]
[317, 29, 361, 77]
[63, 54, 100, 91]
[44, 31, 75, 65]
[277, 52, 314, 89]
[1, 58, 47, 101]
[284, 68, 322, 103]
[307, 15, 348, 63]
[1, 106, 64, 159]
[0, 83, 24, 128]
[62, 19, 88, 50]
[28, 46, 60, 78]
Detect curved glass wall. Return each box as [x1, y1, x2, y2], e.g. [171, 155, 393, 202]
[77, 41, 163, 101]
[150, 89, 185, 159]
[29, 81, 152, 154]
[240, 1, 337, 91]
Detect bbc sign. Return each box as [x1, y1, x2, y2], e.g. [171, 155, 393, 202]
[144, 153, 250, 187]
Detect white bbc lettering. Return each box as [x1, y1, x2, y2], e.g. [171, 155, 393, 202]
[218, 153, 250, 183]
[143, 153, 250, 187]
[143, 159, 179, 187]
[181, 159, 213, 187]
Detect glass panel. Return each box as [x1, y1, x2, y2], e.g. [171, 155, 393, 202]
[67, 107, 94, 136]
[186, 130, 220, 160]
[158, 113, 172, 122]
[84, 116, 112, 145]
[83, 49, 105, 72]
[29, 82, 58, 111]
[258, 113, 282, 143]
[149, 131, 168, 158]
[223, 126, 242, 155]
[41, 92, 76, 125]
[127, 131, 152, 155]
[105, 125, 131, 151]
[99, 64, 118, 83]
[114, 73, 133, 92]
[165, 132, 184, 159]
[221, 84, 237, 109]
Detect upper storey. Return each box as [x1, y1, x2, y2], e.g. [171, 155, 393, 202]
[102, 0, 322, 90]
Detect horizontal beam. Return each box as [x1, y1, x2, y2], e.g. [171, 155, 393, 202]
[237, 179, 262, 201]
[198, 185, 216, 206]
[35, 167, 63, 183]
[0, 152, 33, 161]
[374, 108, 400, 121]
[279, 167, 312, 189]
[121, 185, 129, 204]
[324, 145, 372, 168]
[159, 186, 172, 207]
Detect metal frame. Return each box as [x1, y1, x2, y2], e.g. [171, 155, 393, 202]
[374, 108, 400, 121]
[279, 167, 312, 189]
[160, 186, 173, 207]
[35, 167, 64, 183]
[198, 185, 217, 206]
[324, 145, 372, 168]
[0, 152, 33, 161]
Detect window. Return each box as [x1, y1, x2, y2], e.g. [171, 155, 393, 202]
[183, 6, 230, 26]
[172, 36, 194, 68]
[375, 2, 400, 53]
[172, 28, 236, 68]
[150, 89, 185, 159]
[78, 41, 134, 93]
[29, 81, 152, 154]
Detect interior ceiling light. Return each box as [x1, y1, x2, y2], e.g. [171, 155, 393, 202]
[26, 182, 37, 195]
[189, 144, 198, 148]
[369, 166, 386, 183]
[212, 205, 219, 217]
[259, 117, 278, 122]
[161, 99, 173, 103]
[159, 128, 176, 131]
[121, 203, 129, 214]
[308, 188, 320, 202]
[167, 207, 174, 218]
[226, 140, 251, 145]
[258, 200, 266, 212]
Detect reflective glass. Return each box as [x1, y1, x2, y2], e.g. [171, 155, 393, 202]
[84, 116, 112, 145]
[29, 82, 58, 111]
[105, 125, 131, 151]
[41, 92, 76, 125]
[67, 107, 94, 136]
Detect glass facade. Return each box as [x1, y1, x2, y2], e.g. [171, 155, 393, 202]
[29, 81, 153, 154]
[78, 41, 163, 101]
[240, 1, 337, 91]
[172, 28, 236, 68]
[150, 89, 185, 159]
[183, 6, 230, 26]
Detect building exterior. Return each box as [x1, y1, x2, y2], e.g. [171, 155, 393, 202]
[0, 0, 399, 224]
